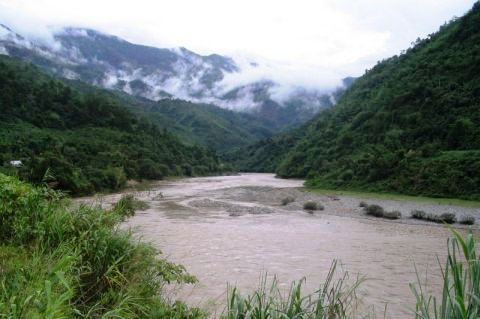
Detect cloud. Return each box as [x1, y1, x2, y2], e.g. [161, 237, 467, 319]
[0, 0, 474, 111]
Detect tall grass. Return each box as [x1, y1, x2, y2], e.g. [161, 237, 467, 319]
[222, 260, 365, 319]
[410, 230, 480, 318]
[0, 173, 202, 318]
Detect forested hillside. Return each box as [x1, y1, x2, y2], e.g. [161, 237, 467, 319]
[0, 56, 221, 195]
[277, 3, 480, 200]
[223, 128, 304, 172]
[118, 96, 274, 152]
[64, 82, 275, 152]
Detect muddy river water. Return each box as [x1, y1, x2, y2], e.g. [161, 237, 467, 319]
[83, 173, 480, 318]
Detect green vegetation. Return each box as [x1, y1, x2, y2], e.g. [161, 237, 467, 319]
[411, 210, 427, 220]
[459, 215, 475, 225]
[364, 204, 385, 217]
[303, 201, 323, 211]
[363, 204, 401, 219]
[410, 210, 457, 224]
[0, 173, 203, 318]
[281, 196, 295, 206]
[221, 261, 364, 319]
[135, 98, 274, 152]
[411, 230, 480, 318]
[0, 55, 222, 195]
[272, 3, 480, 200]
[224, 128, 304, 172]
[310, 188, 480, 208]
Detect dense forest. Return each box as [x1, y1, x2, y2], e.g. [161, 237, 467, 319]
[0, 56, 222, 195]
[223, 128, 304, 172]
[60, 81, 276, 152]
[274, 3, 480, 200]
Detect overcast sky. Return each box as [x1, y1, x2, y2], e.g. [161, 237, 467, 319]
[0, 0, 475, 87]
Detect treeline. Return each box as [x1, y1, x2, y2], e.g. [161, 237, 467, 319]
[235, 2, 480, 200]
[0, 56, 222, 195]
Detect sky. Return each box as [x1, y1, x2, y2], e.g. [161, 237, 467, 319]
[0, 0, 475, 90]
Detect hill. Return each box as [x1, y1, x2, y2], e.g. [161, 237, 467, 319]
[0, 55, 221, 195]
[0, 25, 340, 131]
[275, 3, 480, 200]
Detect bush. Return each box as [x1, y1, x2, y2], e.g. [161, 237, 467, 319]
[303, 201, 323, 211]
[411, 210, 427, 219]
[423, 212, 457, 224]
[459, 215, 475, 225]
[437, 213, 457, 224]
[112, 194, 149, 219]
[359, 201, 368, 208]
[384, 210, 402, 219]
[365, 204, 385, 217]
[0, 173, 201, 318]
[281, 196, 295, 205]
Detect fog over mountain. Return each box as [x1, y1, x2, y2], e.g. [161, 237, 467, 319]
[0, 23, 347, 119]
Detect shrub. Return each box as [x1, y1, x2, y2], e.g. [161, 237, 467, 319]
[365, 204, 385, 217]
[281, 196, 295, 205]
[459, 215, 475, 225]
[411, 210, 427, 219]
[384, 210, 402, 220]
[359, 201, 368, 208]
[0, 173, 201, 318]
[423, 212, 457, 224]
[303, 201, 322, 211]
[112, 194, 149, 219]
[435, 213, 457, 224]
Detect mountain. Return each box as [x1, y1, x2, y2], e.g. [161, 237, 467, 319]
[0, 55, 222, 195]
[222, 127, 305, 173]
[247, 3, 480, 200]
[0, 25, 346, 130]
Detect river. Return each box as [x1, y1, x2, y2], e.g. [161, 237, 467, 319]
[82, 173, 479, 318]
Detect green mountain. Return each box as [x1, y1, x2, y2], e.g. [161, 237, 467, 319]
[62, 80, 275, 152]
[0, 55, 222, 195]
[223, 128, 305, 173]
[0, 25, 340, 131]
[271, 3, 480, 200]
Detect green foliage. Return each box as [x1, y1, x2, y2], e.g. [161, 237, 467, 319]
[411, 230, 480, 318]
[383, 210, 402, 220]
[221, 261, 364, 319]
[281, 196, 295, 206]
[459, 215, 475, 225]
[0, 173, 202, 318]
[363, 204, 401, 219]
[410, 210, 457, 224]
[365, 204, 385, 217]
[224, 129, 304, 172]
[276, 3, 480, 200]
[303, 201, 323, 211]
[411, 210, 427, 220]
[0, 55, 222, 195]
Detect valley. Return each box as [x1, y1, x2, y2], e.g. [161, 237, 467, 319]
[0, 1, 479, 318]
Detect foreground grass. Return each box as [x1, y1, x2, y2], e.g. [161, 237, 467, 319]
[0, 173, 203, 318]
[307, 188, 480, 208]
[222, 261, 365, 319]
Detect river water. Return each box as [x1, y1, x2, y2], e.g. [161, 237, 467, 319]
[89, 173, 479, 318]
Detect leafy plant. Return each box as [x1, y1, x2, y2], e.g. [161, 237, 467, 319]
[411, 230, 480, 318]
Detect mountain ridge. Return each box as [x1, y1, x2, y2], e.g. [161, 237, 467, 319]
[0, 25, 349, 130]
